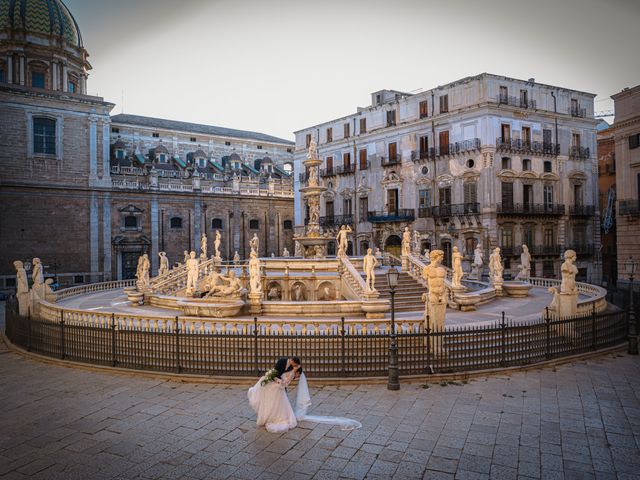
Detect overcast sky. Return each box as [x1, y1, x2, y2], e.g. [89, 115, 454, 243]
[66, 0, 640, 141]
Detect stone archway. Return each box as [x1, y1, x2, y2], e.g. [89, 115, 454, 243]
[384, 235, 402, 258]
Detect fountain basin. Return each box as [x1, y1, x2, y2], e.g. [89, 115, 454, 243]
[176, 298, 245, 318]
[502, 281, 533, 298]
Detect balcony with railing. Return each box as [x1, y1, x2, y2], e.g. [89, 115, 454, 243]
[497, 203, 565, 216]
[320, 167, 335, 178]
[430, 203, 480, 218]
[567, 244, 595, 256]
[411, 138, 481, 162]
[305, 215, 354, 227]
[513, 245, 563, 257]
[380, 155, 401, 167]
[497, 94, 537, 110]
[619, 199, 640, 217]
[367, 209, 415, 223]
[570, 106, 587, 118]
[569, 205, 595, 217]
[569, 146, 590, 159]
[495, 138, 560, 156]
[336, 164, 355, 175]
[358, 161, 370, 171]
[418, 207, 431, 218]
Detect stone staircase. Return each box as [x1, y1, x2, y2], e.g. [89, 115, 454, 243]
[370, 271, 425, 312]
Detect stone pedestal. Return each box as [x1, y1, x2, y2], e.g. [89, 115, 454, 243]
[493, 278, 504, 296]
[361, 292, 387, 319]
[558, 292, 578, 318]
[427, 302, 447, 332]
[17, 292, 30, 317]
[248, 292, 262, 315]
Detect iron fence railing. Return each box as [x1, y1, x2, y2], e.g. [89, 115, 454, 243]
[498, 94, 537, 110]
[495, 137, 560, 155]
[429, 203, 480, 217]
[569, 205, 596, 216]
[569, 146, 590, 159]
[367, 209, 415, 223]
[411, 139, 481, 162]
[497, 203, 565, 215]
[317, 215, 354, 227]
[4, 307, 628, 377]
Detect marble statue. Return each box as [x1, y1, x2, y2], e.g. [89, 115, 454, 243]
[200, 233, 207, 259]
[375, 247, 382, 257]
[451, 246, 464, 288]
[232, 172, 240, 191]
[203, 270, 224, 297]
[183, 250, 189, 265]
[560, 249, 578, 295]
[44, 278, 56, 303]
[13, 260, 30, 316]
[233, 251, 240, 266]
[214, 230, 221, 259]
[185, 251, 199, 295]
[423, 249, 431, 263]
[31, 257, 44, 298]
[213, 271, 245, 298]
[489, 247, 504, 287]
[363, 248, 378, 292]
[267, 175, 275, 195]
[158, 252, 169, 276]
[474, 244, 483, 268]
[293, 284, 305, 301]
[249, 250, 262, 294]
[267, 285, 281, 300]
[249, 233, 259, 255]
[401, 227, 411, 256]
[320, 285, 334, 301]
[141, 254, 150, 287]
[307, 137, 318, 160]
[271, 252, 275, 258]
[413, 230, 421, 254]
[294, 241, 303, 257]
[515, 245, 531, 281]
[308, 165, 318, 187]
[422, 250, 447, 330]
[314, 245, 324, 258]
[336, 225, 352, 256]
[282, 248, 290, 257]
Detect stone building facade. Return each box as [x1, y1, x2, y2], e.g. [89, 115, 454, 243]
[611, 85, 640, 285]
[597, 122, 617, 286]
[0, 0, 294, 288]
[294, 74, 601, 282]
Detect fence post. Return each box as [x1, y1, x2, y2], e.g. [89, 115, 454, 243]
[27, 312, 32, 352]
[60, 309, 65, 360]
[425, 315, 432, 374]
[340, 317, 346, 377]
[545, 307, 551, 360]
[111, 313, 117, 366]
[591, 302, 597, 351]
[254, 317, 259, 376]
[500, 312, 506, 367]
[175, 316, 181, 373]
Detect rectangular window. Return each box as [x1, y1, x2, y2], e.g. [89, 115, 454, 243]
[32, 72, 45, 88]
[519, 89, 528, 107]
[225, 141, 231, 146]
[629, 133, 640, 150]
[388, 142, 398, 162]
[571, 98, 578, 113]
[152, 132, 159, 138]
[572, 133, 581, 147]
[523, 184, 533, 207]
[522, 126, 531, 146]
[343, 198, 352, 215]
[386, 110, 396, 127]
[116, 149, 125, 160]
[190, 137, 196, 142]
[419, 189, 431, 208]
[326, 127, 332, 143]
[33, 117, 56, 155]
[343, 152, 351, 168]
[502, 157, 511, 169]
[359, 197, 368, 222]
[439, 95, 449, 113]
[111, 127, 120, 134]
[543, 185, 554, 207]
[359, 118, 366, 134]
[388, 188, 399, 213]
[544, 228, 554, 247]
[359, 149, 367, 169]
[439, 130, 449, 155]
[463, 182, 477, 204]
[439, 187, 451, 205]
[325, 201, 334, 218]
[419, 136, 429, 157]
[305, 134, 311, 148]
[501, 182, 514, 207]
[326, 156, 333, 172]
[257, 145, 263, 150]
[523, 226, 534, 247]
[501, 123, 511, 141]
[68, 81, 76, 93]
[419, 100, 429, 118]
[574, 184, 583, 206]
[501, 227, 513, 248]
[344, 123, 350, 138]
[499, 85, 508, 102]
[522, 158, 531, 171]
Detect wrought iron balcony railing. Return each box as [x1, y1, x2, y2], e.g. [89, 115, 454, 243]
[495, 137, 560, 156]
[430, 203, 480, 218]
[358, 161, 370, 170]
[512, 245, 563, 256]
[381, 155, 401, 167]
[569, 146, 590, 159]
[619, 199, 640, 217]
[570, 106, 587, 118]
[411, 138, 481, 162]
[336, 164, 355, 175]
[418, 207, 431, 218]
[367, 209, 415, 223]
[569, 205, 595, 216]
[316, 215, 354, 227]
[497, 203, 565, 215]
[567, 244, 595, 256]
[497, 94, 537, 110]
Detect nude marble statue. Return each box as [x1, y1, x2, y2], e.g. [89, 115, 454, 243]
[363, 248, 378, 292]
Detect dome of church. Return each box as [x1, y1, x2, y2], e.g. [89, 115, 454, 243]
[0, 0, 83, 48]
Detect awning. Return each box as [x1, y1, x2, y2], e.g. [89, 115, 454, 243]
[209, 160, 224, 172]
[134, 153, 145, 165]
[243, 163, 259, 175]
[173, 155, 186, 168]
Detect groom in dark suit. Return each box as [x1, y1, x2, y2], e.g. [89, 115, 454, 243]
[274, 356, 301, 379]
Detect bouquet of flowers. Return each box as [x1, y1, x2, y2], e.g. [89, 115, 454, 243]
[260, 368, 279, 386]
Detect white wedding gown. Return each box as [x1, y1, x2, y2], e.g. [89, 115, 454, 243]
[247, 372, 361, 433]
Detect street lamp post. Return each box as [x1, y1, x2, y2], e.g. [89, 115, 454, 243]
[625, 256, 638, 355]
[386, 267, 400, 390]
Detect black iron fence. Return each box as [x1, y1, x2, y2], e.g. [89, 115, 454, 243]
[4, 307, 628, 378]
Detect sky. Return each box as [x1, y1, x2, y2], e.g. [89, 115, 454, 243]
[65, 0, 640, 141]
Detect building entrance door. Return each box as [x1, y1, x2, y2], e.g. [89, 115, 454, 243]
[122, 252, 140, 280]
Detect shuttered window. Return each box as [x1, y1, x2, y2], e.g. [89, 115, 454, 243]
[501, 182, 513, 207]
[439, 95, 448, 113]
[464, 182, 477, 204]
[419, 101, 429, 118]
[33, 117, 56, 155]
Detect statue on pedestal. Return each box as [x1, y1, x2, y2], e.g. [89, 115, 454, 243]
[307, 137, 318, 160]
[560, 250, 578, 295]
[451, 246, 464, 288]
[413, 230, 421, 254]
[185, 251, 199, 295]
[363, 248, 378, 292]
[205, 271, 246, 299]
[375, 247, 382, 257]
[336, 225, 352, 256]
[470, 243, 483, 279]
[214, 230, 222, 259]
[135, 254, 150, 289]
[200, 233, 208, 259]
[489, 247, 503, 287]
[233, 251, 240, 266]
[282, 248, 290, 257]
[232, 172, 240, 192]
[13, 260, 30, 316]
[422, 250, 447, 331]
[158, 252, 169, 276]
[31, 257, 44, 297]
[44, 278, 56, 303]
[401, 227, 411, 256]
[183, 250, 189, 265]
[249, 233, 259, 255]
[267, 175, 275, 195]
[515, 245, 531, 281]
[249, 250, 262, 294]
[294, 241, 303, 257]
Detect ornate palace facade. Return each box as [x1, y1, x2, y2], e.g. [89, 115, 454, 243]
[294, 74, 601, 282]
[0, 0, 294, 288]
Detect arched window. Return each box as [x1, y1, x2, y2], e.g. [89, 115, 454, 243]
[124, 215, 137, 229]
[249, 219, 259, 230]
[170, 217, 182, 229]
[283, 220, 293, 230]
[212, 218, 223, 230]
[33, 117, 56, 155]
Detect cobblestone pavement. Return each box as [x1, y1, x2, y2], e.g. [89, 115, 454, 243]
[0, 344, 639, 480]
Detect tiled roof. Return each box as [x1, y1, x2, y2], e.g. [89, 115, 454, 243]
[111, 114, 294, 145]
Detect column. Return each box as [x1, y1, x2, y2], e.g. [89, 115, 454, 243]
[151, 196, 159, 274]
[102, 193, 112, 281]
[194, 198, 201, 254]
[102, 121, 111, 181]
[7, 55, 12, 84]
[62, 64, 68, 92]
[51, 61, 58, 90]
[90, 193, 99, 281]
[19, 55, 25, 85]
[89, 118, 98, 179]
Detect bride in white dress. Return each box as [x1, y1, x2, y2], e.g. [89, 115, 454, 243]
[248, 359, 361, 433]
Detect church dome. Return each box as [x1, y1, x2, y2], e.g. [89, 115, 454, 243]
[0, 0, 83, 48]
